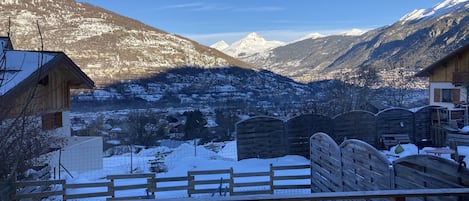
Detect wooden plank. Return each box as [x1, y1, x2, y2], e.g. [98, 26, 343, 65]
[193, 179, 231, 185]
[233, 181, 270, 187]
[155, 176, 188, 182]
[107, 173, 154, 180]
[273, 184, 310, 190]
[154, 188, 469, 201]
[107, 195, 155, 200]
[190, 188, 221, 194]
[114, 183, 149, 191]
[394, 165, 464, 188]
[311, 169, 341, 185]
[273, 175, 310, 181]
[233, 171, 270, 177]
[394, 176, 426, 189]
[153, 186, 188, 192]
[65, 191, 111, 200]
[394, 156, 469, 185]
[14, 180, 65, 187]
[65, 181, 111, 188]
[231, 190, 272, 196]
[189, 169, 231, 175]
[271, 164, 310, 170]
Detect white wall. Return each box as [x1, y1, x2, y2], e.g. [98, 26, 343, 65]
[47, 136, 103, 179]
[429, 82, 467, 108]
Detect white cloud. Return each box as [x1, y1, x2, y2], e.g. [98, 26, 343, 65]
[160, 3, 204, 9]
[233, 6, 285, 12]
[160, 2, 283, 12]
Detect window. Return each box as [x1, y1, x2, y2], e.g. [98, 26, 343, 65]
[42, 112, 63, 130]
[434, 88, 460, 103]
[441, 89, 453, 102]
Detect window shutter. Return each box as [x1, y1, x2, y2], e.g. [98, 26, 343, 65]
[453, 88, 460, 104]
[434, 88, 441, 103]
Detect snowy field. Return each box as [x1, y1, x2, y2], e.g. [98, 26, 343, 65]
[57, 141, 469, 200]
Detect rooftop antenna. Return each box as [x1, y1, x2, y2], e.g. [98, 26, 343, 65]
[0, 17, 9, 87]
[7, 17, 10, 38]
[36, 20, 43, 52]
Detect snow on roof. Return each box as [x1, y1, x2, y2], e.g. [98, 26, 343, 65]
[0, 37, 10, 50]
[0, 50, 57, 95]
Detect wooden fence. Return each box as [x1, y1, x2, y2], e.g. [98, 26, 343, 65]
[309, 133, 342, 192]
[286, 114, 332, 158]
[236, 106, 438, 160]
[236, 116, 287, 160]
[310, 132, 469, 201]
[156, 188, 469, 201]
[10, 164, 310, 200]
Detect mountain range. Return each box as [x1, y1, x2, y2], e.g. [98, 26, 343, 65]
[0, 0, 252, 87]
[0, 0, 468, 89]
[210, 32, 285, 58]
[214, 0, 469, 82]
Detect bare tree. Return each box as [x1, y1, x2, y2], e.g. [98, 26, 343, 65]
[126, 110, 163, 146]
[0, 115, 63, 180]
[384, 68, 419, 107]
[318, 66, 380, 116]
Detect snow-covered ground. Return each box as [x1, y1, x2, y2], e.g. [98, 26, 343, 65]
[57, 141, 469, 200]
[60, 141, 310, 200]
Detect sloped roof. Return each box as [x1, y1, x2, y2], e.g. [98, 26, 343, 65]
[0, 51, 57, 95]
[415, 43, 469, 77]
[0, 49, 94, 99]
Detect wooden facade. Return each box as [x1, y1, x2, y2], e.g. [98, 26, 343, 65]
[416, 43, 469, 108]
[0, 51, 94, 120]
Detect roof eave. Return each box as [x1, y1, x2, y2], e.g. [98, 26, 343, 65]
[414, 43, 469, 78]
[56, 53, 95, 89]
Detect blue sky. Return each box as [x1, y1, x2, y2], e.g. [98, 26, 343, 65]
[78, 0, 443, 45]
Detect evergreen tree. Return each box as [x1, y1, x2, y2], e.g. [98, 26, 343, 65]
[183, 110, 207, 139]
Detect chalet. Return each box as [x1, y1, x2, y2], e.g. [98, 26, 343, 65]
[0, 36, 102, 176]
[415, 43, 469, 108]
[415, 43, 469, 128]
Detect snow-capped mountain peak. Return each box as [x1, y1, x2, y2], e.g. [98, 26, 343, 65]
[339, 28, 367, 36]
[292, 32, 325, 43]
[217, 32, 285, 58]
[210, 40, 229, 51]
[400, 0, 469, 23]
[243, 32, 265, 42]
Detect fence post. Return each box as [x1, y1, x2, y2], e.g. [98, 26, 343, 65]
[229, 167, 234, 196]
[62, 180, 66, 201]
[269, 163, 274, 194]
[148, 174, 156, 198]
[389, 164, 395, 190]
[0, 180, 13, 201]
[109, 178, 115, 199]
[188, 171, 194, 197]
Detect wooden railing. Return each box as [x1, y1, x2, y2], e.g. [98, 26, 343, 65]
[156, 188, 469, 201]
[10, 163, 469, 201]
[11, 164, 310, 200]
